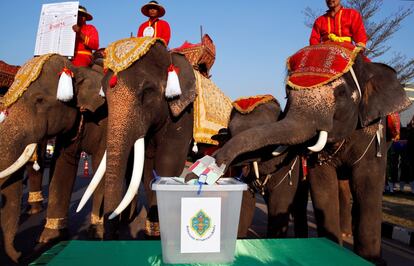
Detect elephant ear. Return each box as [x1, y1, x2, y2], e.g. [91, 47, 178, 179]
[358, 62, 411, 127]
[167, 52, 196, 117]
[70, 66, 105, 113]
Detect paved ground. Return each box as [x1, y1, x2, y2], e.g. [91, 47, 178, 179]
[12, 159, 414, 265]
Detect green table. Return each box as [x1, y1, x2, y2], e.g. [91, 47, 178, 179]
[31, 238, 372, 265]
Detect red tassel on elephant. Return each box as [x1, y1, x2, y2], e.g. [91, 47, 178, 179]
[109, 74, 118, 88]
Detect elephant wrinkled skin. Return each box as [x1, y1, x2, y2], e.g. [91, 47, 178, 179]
[0, 54, 106, 263]
[214, 54, 411, 264]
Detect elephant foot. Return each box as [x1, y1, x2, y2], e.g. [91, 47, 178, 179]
[38, 228, 69, 243]
[2, 245, 21, 265]
[26, 202, 44, 215]
[88, 224, 104, 240]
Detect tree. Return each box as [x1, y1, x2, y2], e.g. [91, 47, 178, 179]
[303, 0, 414, 83]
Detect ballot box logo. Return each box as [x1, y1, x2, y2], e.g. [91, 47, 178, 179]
[186, 209, 216, 241]
[191, 210, 211, 237]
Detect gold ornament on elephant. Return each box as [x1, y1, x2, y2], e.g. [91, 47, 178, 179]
[104, 37, 161, 75]
[3, 54, 54, 108]
[45, 217, 67, 230]
[28, 191, 44, 203]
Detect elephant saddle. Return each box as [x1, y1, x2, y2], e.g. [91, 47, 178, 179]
[233, 94, 276, 114]
[286, 42, 362, 90]
[193, 70, 232, 145]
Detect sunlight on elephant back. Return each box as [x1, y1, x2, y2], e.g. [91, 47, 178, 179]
[193, 70, 232, 146]
[2, 54, 54, 108]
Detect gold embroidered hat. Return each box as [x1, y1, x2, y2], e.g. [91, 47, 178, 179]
[79, 5, 93, 21]
[141, 1, 166, 18]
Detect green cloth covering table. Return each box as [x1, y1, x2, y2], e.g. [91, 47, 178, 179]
[31, 238, 372, 265]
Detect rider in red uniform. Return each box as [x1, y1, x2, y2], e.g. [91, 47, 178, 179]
[72, 6, 99, 67]
[137, 1, 171, 46]
[309, 0, 367, 49]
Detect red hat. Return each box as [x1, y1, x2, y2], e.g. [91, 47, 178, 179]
[141, 1, 166, 18]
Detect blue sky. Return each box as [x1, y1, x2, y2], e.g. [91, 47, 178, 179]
[1, 0, 413, 106]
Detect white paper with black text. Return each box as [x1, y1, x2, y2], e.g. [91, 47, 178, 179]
[34, 1, 79, 57]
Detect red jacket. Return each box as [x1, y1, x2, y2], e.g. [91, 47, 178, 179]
[137, 18, 171, 46]
[72, 24, 99, 67]
[309, 7, 367, 48]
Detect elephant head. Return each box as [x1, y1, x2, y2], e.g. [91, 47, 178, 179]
[0, 54, 104, 177]
[99, 38, 195, 228]
[0, 54, 104, 262]
[215, 44, 411, 168]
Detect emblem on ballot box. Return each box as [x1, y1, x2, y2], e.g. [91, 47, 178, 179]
[191, 210, 211, 237]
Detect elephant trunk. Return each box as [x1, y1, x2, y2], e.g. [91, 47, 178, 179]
[215, 87, 336, 168]
[104, 80, 146, 238]
[215, 113, 319, 168]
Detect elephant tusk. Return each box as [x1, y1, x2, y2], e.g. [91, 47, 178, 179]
[0, 143, 37, 179]
[76, 151, 107, 213]
[307, 131, 328, 152]
[272, 145, 288, 156]
[253, 161, 260, 179]
[109, 138, 145, 220]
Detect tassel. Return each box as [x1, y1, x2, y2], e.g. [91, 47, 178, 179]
[165, 64, 182, 98]
[99, 86, 105, 97]
[192, 142, 198, 153]
[0, 110, 8, 123]
[33, 161, 41, 171]
[57, 67, 74, 102]
[109, 75, 118, 88]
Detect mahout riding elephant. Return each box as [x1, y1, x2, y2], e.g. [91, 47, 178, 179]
[0, 54, 106, 263]
[220, 95, 308, 238]
[214, 43, 411, 264]
[96, 37, 197, 239]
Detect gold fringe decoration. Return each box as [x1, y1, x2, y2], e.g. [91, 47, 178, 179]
[232, 94, 276, 114]
[28, 191, 44, 203]
[286, 43, 361, 90]
[90, 213, 103, 225]
[193, 70, 232, 145]
[145, 220, 160, 237]
[45, 217, 67, 230]
[3, 54, 55, 108]
[104, 37, 161, 75]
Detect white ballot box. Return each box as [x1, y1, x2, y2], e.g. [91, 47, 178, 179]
[152, 177, 247, 264]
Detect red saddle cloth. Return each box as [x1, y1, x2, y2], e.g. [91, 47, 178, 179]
[287, 42, 361, 89]
[233, 94, 276, 114]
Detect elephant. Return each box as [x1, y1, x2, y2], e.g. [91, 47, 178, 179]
[219, 95, 309, 238]
[214, 44, 411, 264]
[97, 38, 197, 239]
[0, 54, 106, 263]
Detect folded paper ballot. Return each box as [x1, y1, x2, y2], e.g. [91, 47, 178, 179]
[188, 155, 226, 184]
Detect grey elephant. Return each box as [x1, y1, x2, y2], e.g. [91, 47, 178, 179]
[214, 43, 411, 264]
[219, 95, 308, 238]
[0, 54, 106, 263]
[91, 37, 224, 239]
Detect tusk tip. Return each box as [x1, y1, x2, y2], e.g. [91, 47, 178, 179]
[108, 212, 118, 220]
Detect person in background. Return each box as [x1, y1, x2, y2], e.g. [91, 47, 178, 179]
[309, 0, 367, 49]
[72, 5, 99, 67]
[137, 1, 171, 46]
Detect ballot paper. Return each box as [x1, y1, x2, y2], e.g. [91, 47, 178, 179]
[34, 1, 79, 57]
[188, 155, 226, 184]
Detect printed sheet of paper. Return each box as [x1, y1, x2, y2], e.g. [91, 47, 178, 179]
[34, 1, 79, 57]
[181, 197, 221, 253]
